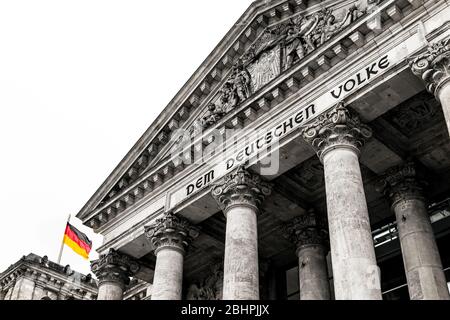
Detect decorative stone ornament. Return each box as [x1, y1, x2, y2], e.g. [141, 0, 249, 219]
[90, 249, 140, 287]
[301, 101, 372, 161]
[211, 166, 272, 214]
[145, 211, 199, 254]
[409, 38, 450, 99]
[284, 209, 328, 251]
[379, 161, 450, 300]
[378, 161, 426, 208]
[193, 4, 370, 131]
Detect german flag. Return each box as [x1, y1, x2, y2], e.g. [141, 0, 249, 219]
[63, 223, 92, 259]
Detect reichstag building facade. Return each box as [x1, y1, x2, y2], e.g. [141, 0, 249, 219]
[37, 0, 450, 300]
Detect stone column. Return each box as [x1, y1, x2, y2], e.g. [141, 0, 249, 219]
[91, 249, 140, 300]
[212, 166, 272, 300]
[381, 162, 450, 300]
[0, 287, 5, 300]
[284, 209, 331, 300]
[410, 38, 450, 137]
[145, 212, 199, 300]
[302, 102, 382, 300]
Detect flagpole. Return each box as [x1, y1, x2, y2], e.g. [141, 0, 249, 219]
[57, 214, 71, 265]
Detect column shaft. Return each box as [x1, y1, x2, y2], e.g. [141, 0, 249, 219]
[91, 249, 140, 301]
[395, 199, 450, 299]
[146, 211, 198, 300]
[97, 282, 124, 300]
[152, 248, 184, 300]
[212, 166, 272, 301]
[223, 205, 259, 300]
[298, 244, 330, 300]
[409, 38, 450, 137]
[437, 84, 450, 136]
[382, 162, 450, 300]
[323, 148, 381, 300]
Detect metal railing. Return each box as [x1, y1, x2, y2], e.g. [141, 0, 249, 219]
[381, 266, 450, 296]
[372, 198, 450, 248]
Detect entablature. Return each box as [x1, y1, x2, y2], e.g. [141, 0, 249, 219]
[81, 0, 436, 236]
[77, 0, 384, 224]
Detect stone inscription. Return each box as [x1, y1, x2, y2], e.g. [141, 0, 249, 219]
[168, 32, 424, 210]
[330, 55, 390, 99]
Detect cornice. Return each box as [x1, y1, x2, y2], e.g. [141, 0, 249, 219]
[0, 263, 97, 294]
[79, 0, 445, 233]
[94, 7, 450, 252]
[76, 0, 309, 221]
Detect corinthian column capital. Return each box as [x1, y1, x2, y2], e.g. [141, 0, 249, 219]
[90, 249, 140, 288]
[409, 38, 450, 99]
[145, 212, 199, 255]
[211, 166, 272, 214]
[301, 102, 372, 162]
[284, 209, 328, 252]
[378, 162, 425, 208]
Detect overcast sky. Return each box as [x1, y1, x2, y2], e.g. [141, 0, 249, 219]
[0, 0, 252, 276]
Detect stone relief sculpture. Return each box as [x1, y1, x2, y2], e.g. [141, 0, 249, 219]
[248, 46, 281, 92]
[284, 14, 319, 69]
[186, 262, 224, 300]
[201, 103, 226, 128]
[190, 2, 373, 131]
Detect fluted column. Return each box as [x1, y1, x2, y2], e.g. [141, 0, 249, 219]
[145, 212, 199, 300]
[410, 38, 450, 137]
[284, 209, 331, 300]
[212, 166, 272, 300]
[381, 162, 450, 300]
[302, 102, 382, 300]
[91, 249, 140, 300]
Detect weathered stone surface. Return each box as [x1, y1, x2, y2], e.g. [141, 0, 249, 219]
[186, 262, 223, 300]
[298, 245, 330, 300]
[410, 38, 450, 136]
[211, 166, 272, 214]
[438, 83, 450, 137]
[0, 253, 97, 300]
[302, 103, 381, 300]
[284, 208, 328, 249]
[222, 205, 260, 300]
[284, 209, 330, 300]
[212, 166, 272, 300]
[145, 212, 199, 300]
[151, 248, 184, 300]
[302, 102, 372, 161]
[91, 249, 140, 300]
[381, 162, 450, 300]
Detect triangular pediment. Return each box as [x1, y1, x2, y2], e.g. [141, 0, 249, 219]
[77, 0, 377, 223]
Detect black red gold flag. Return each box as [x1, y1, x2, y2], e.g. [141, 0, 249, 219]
[63, 223, 92, 259]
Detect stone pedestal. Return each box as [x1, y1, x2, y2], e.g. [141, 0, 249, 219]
[91, 249, 140, 300]
[410, 38, 450, 137]
[212, 166, 272, 300]
[145, 212, 198, 300]
[302, 103, 382, 300]
[285, 209, 330, 300]
[382, 162, 450, 300]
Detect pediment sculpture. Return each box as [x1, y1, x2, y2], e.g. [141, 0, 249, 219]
[196, 2, 373, 130]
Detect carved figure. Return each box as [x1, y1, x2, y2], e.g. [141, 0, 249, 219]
[284, 15, 319, 69]
[233, 65, 251, 101]
[201, 103, 226, 128]
[284, 26, 305, 70]
[189, 4, 368, 133]
[186, 263, 224, 300]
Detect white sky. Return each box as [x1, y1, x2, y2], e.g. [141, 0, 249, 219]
[0, 0, 252, 276]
